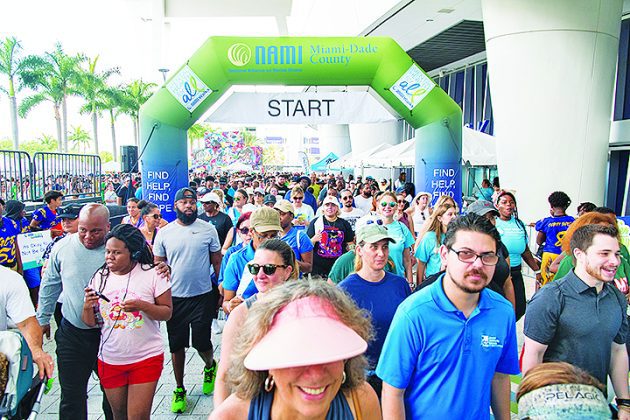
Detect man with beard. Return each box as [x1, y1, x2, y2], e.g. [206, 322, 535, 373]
[522, 224, 630, 415]
[338, 188, 365, 231]
[37, 203, 114, 419]
[354, 182, 374, 214]
[153, 187, 222, 413]
[377, 214, 518, 419]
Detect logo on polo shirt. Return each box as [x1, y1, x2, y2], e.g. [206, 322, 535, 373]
[480, 335, 503, 349]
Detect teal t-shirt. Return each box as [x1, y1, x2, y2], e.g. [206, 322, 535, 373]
[495, 217, 527, 267]
[414, 231, 445, 277]
[385, 221, 415, 277]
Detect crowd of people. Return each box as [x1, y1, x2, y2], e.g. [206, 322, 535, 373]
[1, 168, 630, 419]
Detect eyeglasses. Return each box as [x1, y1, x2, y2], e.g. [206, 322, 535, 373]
[150, 214, 162, 220]
[247, 263, 289, 275]
[380, 201, 397, 208]
[254, 230, 279, 240]
[239, 227, 250, 235]
[448, 246, 499, 266]
[292, 196, 304, 200]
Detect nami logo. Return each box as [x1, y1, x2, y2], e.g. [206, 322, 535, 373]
[166, 65, 212, 113]
[227, 43, 252, 67]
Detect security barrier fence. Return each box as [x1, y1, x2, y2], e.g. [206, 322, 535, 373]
[0, 150, 102, 203]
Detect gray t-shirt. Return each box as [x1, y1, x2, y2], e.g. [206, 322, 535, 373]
[524, 269, 628, 388]
[37, 234, 105, 329]
[153, 219, 221, 298]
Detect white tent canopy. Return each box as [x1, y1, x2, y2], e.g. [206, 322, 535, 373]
[362, 127, 497, 168]
[329, 143, 392, 170]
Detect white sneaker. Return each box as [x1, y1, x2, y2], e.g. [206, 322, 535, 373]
[212, 319, 224, 335]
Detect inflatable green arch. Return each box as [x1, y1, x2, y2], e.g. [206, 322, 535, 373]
[140, 36, 462, 219]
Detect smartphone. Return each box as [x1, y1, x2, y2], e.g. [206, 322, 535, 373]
[94, 291, 110, 303]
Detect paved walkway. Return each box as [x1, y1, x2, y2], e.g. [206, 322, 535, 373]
[36, 272, 537, 419]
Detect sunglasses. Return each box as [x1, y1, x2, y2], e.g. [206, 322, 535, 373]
[239, 227, 250, 235]
[397, 200, 406, 204]
[247, 263, 289, 275]
[341, 196, 353, 200]
[292, 196, 304, 200]
[150, 214, 162, 220]
[380, 201, 397, 208]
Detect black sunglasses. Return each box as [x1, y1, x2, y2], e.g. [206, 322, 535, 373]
[239, 227, 250, 235]
[247, 263, 289, 275]
[150, 214, 162, 220]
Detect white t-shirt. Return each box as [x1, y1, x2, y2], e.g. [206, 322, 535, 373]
[339, 207, 365, 231]
[89, 264, 170, 365]
[104, 190, 118, 204]
[353, 195, 373, 214]
[0, 266, 35, 330]
[293, 204, 315, 227]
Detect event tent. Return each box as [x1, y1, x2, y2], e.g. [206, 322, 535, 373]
[329, 143, 392, 170]
[310, 152, 339, 172]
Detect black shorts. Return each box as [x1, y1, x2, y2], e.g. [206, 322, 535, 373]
[166, 291, 218, 353]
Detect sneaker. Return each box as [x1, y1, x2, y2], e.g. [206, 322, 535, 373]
[171, 387, 187, 413]
[202, 361, 217, 395]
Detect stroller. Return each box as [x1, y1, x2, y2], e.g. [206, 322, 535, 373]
[0, 331, 47, 420]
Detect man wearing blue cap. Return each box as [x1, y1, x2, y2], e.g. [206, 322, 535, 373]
[153, 187, 222, 413]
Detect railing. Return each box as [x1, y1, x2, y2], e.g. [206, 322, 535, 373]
[0, 150, 102, 203]
[0, 150, 33, 202]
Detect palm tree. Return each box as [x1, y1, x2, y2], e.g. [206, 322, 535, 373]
[100, 86, 125, 162]
[21, 44, 85, 152]
[0, 36, 31, 149]
[120, 79, 156, 147]
[188, 123, 211, 151]
[76, 55, 119, 155]
[68, 125, 91, 154]
[37, 133, 58, 151]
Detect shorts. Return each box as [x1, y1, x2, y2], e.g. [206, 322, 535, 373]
[541, 251, 559, 286]
[166, 291, 218, 353]
[98, 353, 164, 389]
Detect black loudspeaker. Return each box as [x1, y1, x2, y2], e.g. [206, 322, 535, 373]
[120, 146, 138, 173]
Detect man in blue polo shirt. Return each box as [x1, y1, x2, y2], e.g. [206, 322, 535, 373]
[273, 199, 313, 275]
[221, 207, 282, 314]
[377, 213, 519, 419]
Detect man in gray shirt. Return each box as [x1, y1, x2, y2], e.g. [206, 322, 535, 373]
[522, 224, 630, 417]
[37, 203, 113, 420]
[153, 187, 222, 413]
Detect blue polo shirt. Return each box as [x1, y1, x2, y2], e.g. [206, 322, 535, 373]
[376, 275, 519, 419]
[218, 242, 245, 285]
[280, 226, 314, 262]
[221, 242, 258, 299]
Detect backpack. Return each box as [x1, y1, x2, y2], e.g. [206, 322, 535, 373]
[0, 331, 34, 417]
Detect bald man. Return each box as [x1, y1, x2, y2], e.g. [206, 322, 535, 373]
[37, 203, 114, 419]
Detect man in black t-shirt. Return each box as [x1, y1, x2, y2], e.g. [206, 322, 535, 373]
[116, 177, 136, 206]
[198, 192, 233, 248]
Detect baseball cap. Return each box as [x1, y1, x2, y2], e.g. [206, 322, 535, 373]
[467, 200, 499, 217]
[244, 296, 367, 370]
[199, 192, 222, 205]
[263, 194, 277, 205]
[274, 199, 294, 214]
[316, 179, 325, 184]
[322, 195, 340, 207]
[250, 207, 282, 232]
[57, 204, 83, 219]
[254, 187, 265, 195]
[174, 187, 196, 202]
[356, 223, 396, 245]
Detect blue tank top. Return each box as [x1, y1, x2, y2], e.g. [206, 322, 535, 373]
[248, 387, 354, 419]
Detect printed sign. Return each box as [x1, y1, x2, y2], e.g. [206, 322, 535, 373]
[166, 65, 212, 112]
[17, 230, 52, 270]
[425, 162, 462, 209]
[389, 64, 436, 110]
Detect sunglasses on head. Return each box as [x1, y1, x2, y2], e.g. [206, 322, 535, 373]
[380, 201, 397, 208]
[247, 263, 289, 275]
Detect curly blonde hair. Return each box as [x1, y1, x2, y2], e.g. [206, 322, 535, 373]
[227, 280, 374, 400]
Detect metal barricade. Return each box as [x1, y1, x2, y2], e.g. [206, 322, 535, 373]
[0, 150, 33, 202]
[32, 152, 102, 201]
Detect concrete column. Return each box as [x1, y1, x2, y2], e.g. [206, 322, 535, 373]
[482, 0, 622, 221]
[318, 124, 352, 164]
[349, 120, 404, 180]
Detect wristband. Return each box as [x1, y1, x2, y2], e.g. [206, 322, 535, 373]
[616, 398, 630, 407]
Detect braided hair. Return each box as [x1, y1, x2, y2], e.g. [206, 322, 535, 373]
[93, 224, 156, 292]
